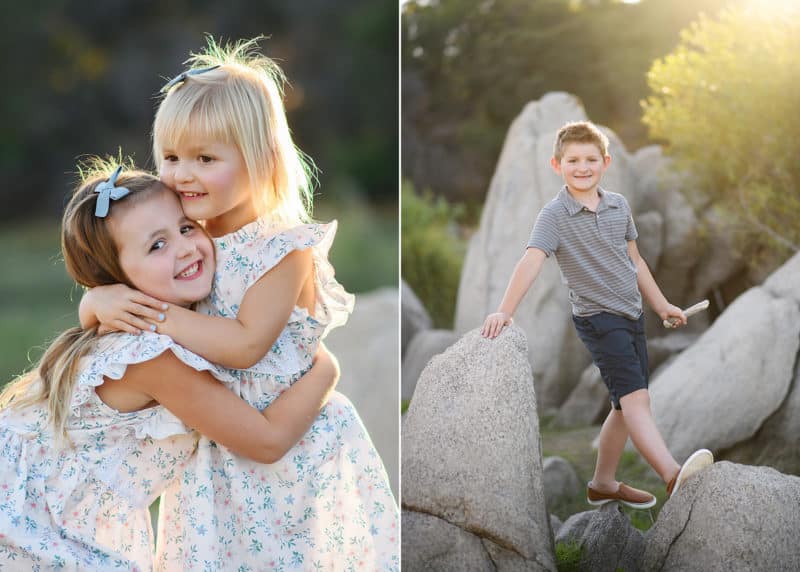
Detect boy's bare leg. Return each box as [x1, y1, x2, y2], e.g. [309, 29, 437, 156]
[591, 408, 629, 491]
[619, 389, 681, 483]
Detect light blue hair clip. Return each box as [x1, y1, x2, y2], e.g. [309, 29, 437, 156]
[94, 166, 131, 218]
[160, 64, 221, 94]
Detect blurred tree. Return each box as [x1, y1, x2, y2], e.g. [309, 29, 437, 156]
[401, 181, 465, 327]
[402, 0, 733, 203]
[0, 0, 397, 222]
[643, 3, 800, 262]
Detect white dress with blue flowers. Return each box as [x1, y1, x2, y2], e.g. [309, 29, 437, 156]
[154, 220, 399, 572]
[0, 332, 234, 571]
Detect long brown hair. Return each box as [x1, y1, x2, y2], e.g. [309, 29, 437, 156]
[0, 158, 170, 437]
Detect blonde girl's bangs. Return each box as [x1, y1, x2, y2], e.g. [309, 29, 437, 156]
[153, 82, 235, 167]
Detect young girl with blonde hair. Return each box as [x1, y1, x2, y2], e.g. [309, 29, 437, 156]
[81, 39, 398, 570]
[0, 163, 338, 570]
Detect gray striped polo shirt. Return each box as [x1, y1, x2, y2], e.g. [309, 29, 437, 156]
[527, 186, 642, 319]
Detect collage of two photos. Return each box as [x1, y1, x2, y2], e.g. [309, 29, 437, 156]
[1, 0, 799, 570]
[400, 0, 800, 570]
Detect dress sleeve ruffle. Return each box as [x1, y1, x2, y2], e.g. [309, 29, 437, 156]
[243, 221, 355, 338]
[71, 332, 238, 438]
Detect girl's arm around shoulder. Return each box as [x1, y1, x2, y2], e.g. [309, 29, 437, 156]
[157, 249, 313, 369]
[120, 341, 338, 463]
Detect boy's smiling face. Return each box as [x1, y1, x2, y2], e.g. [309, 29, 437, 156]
[551, 142, 611, 196]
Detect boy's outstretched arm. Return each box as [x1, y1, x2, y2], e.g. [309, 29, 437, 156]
[481, 247, 547, 339]
[155, 249, 313, 369]
[627, 240, 686, 326]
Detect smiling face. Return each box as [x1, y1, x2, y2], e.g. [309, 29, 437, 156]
[158, 136, 257, 238]
[108, 191, 215, 307]
[551, 142, 611, 196]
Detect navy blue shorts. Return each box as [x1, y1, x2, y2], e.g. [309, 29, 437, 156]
[572, 312, 649, 410]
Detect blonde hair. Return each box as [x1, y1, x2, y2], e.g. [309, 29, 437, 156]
[553, 121, 610, 161]
[153, 37, 315, 226]
[0, 158, 170, 438]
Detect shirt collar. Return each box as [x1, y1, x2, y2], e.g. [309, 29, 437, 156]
[558, 185, 620, 216]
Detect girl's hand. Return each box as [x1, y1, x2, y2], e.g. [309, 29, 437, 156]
[81, 284, 169, 335]
[481, 312, 513, 339]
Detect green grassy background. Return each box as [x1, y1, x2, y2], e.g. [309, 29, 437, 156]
[0, 221, 79, 385]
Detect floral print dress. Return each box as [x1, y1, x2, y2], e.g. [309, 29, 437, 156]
[155, 220, 399, 572]
[0, 332, 234, 571]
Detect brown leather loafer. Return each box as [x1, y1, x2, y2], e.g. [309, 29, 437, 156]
[587, 481, 656, 509]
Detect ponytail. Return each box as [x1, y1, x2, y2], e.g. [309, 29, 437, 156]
[0, 327, 98, 439]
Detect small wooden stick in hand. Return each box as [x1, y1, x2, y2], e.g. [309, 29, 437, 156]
[663, 300, 710, 329]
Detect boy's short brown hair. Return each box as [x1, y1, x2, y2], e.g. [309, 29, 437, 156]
[553, 121, 609, 160]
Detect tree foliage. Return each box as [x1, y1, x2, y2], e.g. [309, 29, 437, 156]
[0, 1, 397, 221]
[642, 3, 800, 256]
[402, 0, 733, 201]
[401, 181, 466, 328]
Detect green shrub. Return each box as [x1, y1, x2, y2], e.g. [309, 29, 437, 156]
[401, 181, 466, 328]
[555, 540, 584, 572]
[642, 4, 800, 265]
[314, 193, 397, 293]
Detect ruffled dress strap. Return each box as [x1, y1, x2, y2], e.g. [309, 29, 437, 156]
[300, 220, 355, 337]
[214, 219, 354, 337]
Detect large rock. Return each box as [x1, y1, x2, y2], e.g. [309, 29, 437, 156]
[550, 514, 563, 537]
[645, 331, 698, 372]
[650, 257, 800, 462]
[402, 510, 495, 571]
[402, 326, 556, 570]
[325, 287, 399, 497]
[633, 210, 664, 273]
[629, 150, 701, 312]
[642, 462, 800, 571]
[762, 249, 800, 305]
[553, 365, 610, 428]
[686, 204, 745, 303]
[401, 280, 433, 356]
[723, 365, 800, 475]
[401, 329, 459, 401]
[542, 456, 582, 510]
[555, 503, 645, 572]
[719, 252, 800, 473]
[629, 145, 668, 214]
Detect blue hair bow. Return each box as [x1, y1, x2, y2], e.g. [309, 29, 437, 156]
[94, 166, 131, 218]
[160, 64, 221, 94]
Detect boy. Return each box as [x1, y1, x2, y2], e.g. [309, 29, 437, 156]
[481, 121, 712, 507]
